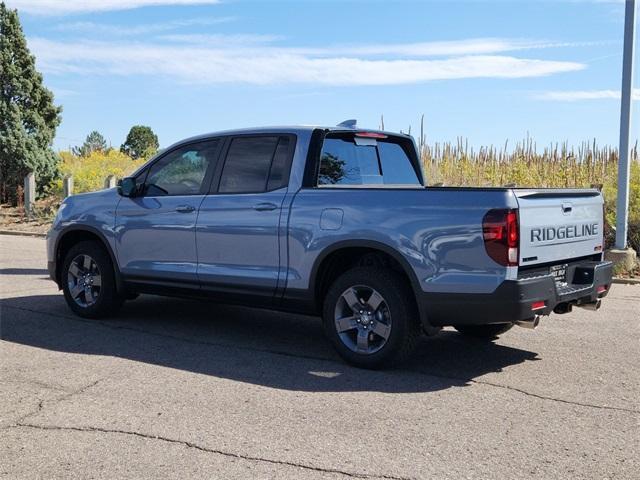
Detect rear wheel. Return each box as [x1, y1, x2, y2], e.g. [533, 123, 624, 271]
[322, 267, 420, 369]
[454, 323, 513, 340]
[62, 241, 123, 318]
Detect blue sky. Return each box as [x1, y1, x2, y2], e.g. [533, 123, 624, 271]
[6, 0, 639, 151]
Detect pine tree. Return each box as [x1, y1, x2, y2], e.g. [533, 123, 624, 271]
[120, 125, 159, 160]
[0, 2, 62, 204]
[73, 130, 108, 157]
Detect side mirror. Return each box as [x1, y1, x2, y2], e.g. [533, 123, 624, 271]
[117, 177, 138, 197]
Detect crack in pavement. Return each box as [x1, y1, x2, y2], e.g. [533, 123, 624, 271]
[1, 377, 72, 393]
[11, 423, 413, 480]
[4, 303, 639, 415]
[11, 378, 103, 427]
[468, 379, 639, 413]
[4, 372, 411, 479]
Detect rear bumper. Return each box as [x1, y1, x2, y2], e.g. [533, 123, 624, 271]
[420, 260, 613, 327]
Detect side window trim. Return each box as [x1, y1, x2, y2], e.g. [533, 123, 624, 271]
[302, 128, 326, 188]
[267, 135, 297, 191]
[140, 138, 223, 197]
[263, 137, 283, 192]
[209, 133, 297, 195]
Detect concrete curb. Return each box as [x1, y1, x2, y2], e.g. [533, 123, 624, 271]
[612, 277, 640, 285]
[0, 229, 47, 238]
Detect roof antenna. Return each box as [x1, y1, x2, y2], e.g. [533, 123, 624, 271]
[337, 119, 357, 129]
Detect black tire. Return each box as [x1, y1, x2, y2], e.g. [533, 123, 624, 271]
[454, 323, 514, 340]
[61, 240, 123, 318]
[322, 267, 421, 369]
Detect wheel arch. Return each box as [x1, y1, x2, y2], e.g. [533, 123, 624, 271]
[309, 239, 434, 329]
[54, 226, 123, 293]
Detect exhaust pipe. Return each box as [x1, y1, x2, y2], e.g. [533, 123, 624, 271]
[516, 316, 540, 329]
[553, 303, 572, 315]
[577, 300, 601, 311]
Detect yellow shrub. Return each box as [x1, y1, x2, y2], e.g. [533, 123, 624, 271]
[53, 150, 146, 195]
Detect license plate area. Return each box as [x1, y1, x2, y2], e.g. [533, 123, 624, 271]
[550, 263, 568, 286]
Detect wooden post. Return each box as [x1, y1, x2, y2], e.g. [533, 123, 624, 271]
[24, 172, 35, 217]
[63, 175, 74, 198]
[104, 175, 116, 189]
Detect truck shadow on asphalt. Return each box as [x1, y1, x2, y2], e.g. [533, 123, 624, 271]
[0, 268, 50, 276]
[2, 293, 540, 394]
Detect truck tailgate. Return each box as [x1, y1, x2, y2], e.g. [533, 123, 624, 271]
[515, 189, 604, 266]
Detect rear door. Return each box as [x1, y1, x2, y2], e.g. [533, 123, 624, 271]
[515, 189, 604, 267]
[196, 134, 295, 301]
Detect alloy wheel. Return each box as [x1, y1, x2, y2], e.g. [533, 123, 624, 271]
[334, 285, 392, 354]
[67, 254, 102, 307]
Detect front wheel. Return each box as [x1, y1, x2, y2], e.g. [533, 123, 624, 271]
[454, 323, 514, 340]
[62, 241, 123, 318]
[322, 267, 421, 369]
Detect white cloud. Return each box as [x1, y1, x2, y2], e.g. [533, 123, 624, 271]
[89, 34, 606, 58]
[159, 33, 285, 45]
[27, 37, 586, 86]
[5, 0, 219, 15]
[327, 39, 608, 57]
[536, 89, 640, 101]
[54, 17, 235, 36]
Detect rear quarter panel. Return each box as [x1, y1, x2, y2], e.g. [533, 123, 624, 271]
[287, 188, 518, 295]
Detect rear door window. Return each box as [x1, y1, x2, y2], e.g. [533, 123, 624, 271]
[318, 133, 420, 186]
[218, 136, 292, 193]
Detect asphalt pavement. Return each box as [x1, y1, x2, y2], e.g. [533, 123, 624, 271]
[1, 234, 638, 479]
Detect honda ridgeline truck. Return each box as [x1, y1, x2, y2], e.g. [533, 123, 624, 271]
[47, 123, 613, 368]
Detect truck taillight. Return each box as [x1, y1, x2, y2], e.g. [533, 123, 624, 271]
[482, 208, 519, 267]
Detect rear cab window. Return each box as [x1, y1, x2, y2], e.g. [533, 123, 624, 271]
[318, 132, 422, 187]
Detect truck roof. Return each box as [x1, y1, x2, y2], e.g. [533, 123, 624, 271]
[170, 125, 412, 149]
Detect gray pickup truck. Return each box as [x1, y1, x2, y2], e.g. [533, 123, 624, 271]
[47, 123, 613, 368]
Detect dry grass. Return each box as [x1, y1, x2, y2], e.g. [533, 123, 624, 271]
[419, 136, 634, 189]
[419, 137, 640, 256]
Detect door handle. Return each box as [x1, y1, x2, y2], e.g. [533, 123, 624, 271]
[175, 205, 196, 213]
[253, 202, 278, 212]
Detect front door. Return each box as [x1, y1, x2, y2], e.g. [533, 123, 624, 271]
[196, 135, 294, 300]
[115, 139, 220, 286]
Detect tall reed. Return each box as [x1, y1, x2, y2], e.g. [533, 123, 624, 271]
[421, 137, 634, 189]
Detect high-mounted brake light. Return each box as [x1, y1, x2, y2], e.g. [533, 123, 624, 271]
[482, 208, 519, 267]
[355, 132, 388, 139]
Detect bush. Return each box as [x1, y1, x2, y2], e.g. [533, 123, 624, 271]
[52, 150, 146, 196]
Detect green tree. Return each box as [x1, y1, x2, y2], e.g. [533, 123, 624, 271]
[73, 130, 108, 157]
[120, 125, 159, 160]
[0, 2, 61, 204]
[319, 153, 348, 184]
